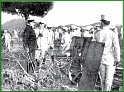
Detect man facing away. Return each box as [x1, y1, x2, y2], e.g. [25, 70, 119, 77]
[93, 15, 120, 91]
[2, 30, 12, 51]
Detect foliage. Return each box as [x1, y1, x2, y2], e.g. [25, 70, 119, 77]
[2, 38, 75, 91]
[2, 2, 54, 20]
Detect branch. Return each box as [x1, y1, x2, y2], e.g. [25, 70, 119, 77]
[3, 50, 33, 78]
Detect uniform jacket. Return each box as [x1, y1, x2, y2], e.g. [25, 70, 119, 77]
[93, 26, 120, 66]
[22, 25, 37, 46]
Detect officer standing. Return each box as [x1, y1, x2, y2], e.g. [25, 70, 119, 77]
[94, 15, 120, 91]
[22, 19, 37, 73]
[2, 30, 12, 51]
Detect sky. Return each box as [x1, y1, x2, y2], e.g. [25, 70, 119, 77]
[2, 1, 123, 27]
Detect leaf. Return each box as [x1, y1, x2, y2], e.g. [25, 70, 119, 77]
[2, 2, 54, 18]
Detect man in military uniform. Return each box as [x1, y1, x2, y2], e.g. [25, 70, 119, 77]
[94, 15, 120, 91]
[2, 30, 12, 51]
[22, 19, 37, 73]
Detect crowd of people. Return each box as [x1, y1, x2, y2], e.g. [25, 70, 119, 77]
[2, 14, 122, 91]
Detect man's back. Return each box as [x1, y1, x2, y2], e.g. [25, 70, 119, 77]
[94, 26, 120, 66]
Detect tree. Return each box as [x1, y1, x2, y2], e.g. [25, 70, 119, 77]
[2, 2, 54, 20]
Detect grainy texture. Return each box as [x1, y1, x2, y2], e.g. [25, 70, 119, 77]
[78, 41, 105, 90]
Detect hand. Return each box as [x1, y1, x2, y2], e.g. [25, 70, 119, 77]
[114, 61, 119, 66]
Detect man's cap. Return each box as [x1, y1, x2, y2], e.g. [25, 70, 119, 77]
[4, 30, 8, 32]
[82, 26, 93, 31]
[62, 26, 68, 32]
[95, 24, 101, 27]
[71, 25, 78, 30]
[100, 14, 110, 21]
[82, 27, 88, 30]
[86, 26, 93, 30]
[39, 22, 44, 25]
[27, 19, 35, 23]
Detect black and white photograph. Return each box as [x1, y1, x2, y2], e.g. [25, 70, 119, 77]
[1, 1, 123, 91]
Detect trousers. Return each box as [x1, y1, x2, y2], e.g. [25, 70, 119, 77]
[99, 63, 115, 91]
[5, 40, 11, 50]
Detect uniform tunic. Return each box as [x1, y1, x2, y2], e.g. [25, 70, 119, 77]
[94, 26, 120, 66]
[22, 25, 37, 57]
[94, 26, 120, 91]
[62, 32, 71, 51]
[2, 33, 12, 50]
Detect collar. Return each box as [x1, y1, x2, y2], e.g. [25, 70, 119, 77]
[102, 26, 110, 30]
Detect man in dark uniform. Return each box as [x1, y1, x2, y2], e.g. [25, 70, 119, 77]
[22, 19, 37, 73]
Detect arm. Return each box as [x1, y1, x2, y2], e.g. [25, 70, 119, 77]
[1, 34, 5, 39]
[91, 34, 96, 41]
[92, 31, 98, 41]
[8, 33, 12, 41]
[112, 33, 120, 62]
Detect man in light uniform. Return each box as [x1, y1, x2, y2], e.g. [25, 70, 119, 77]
[94, 15, 120, 91]
[82, 26, 93, 37]
[47, 28, 54, 48]
[35, 22, 50, 65]
[71, 26, 81, 37]
[61, 27, 71, 54]
[2, 30, 12, 51]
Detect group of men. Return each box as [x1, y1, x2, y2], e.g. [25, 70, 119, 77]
[2, 14, 121, 91]
[50, 14, 121, 91]
[22, 19, 55, 73]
